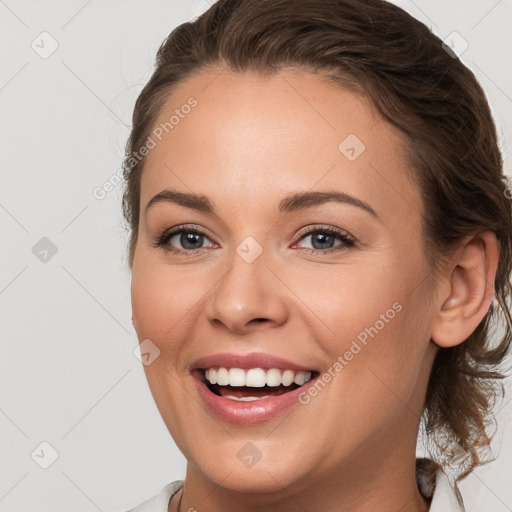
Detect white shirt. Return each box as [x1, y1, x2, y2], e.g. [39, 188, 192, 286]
[123, 459, 465, 512]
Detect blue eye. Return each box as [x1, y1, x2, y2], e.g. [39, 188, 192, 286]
[168, 231, 207, 250]
[152, 225, 214, 256]
[152, 224, 355, 256]
[294, 225, 355, 255]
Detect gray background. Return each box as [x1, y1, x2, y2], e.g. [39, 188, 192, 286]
[0, 0, 511, 510]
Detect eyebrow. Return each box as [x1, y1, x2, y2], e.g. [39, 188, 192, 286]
[145, 188, 378, 218]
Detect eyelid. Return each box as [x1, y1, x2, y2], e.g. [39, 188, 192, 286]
[295, 224, 353, 240]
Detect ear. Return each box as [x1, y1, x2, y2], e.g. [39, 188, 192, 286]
[431, 231, 499, 348]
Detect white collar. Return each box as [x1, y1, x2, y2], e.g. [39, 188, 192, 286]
[417, 458, 466, 511]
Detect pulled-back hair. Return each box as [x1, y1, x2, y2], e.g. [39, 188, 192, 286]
[122, 0, 512, 480]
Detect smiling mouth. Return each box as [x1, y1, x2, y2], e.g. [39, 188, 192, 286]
[197, 368, 320, 401]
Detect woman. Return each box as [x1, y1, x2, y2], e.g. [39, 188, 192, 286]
[121, 0, 512, 510]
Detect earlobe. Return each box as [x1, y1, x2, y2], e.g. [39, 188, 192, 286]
[431, 231, 499, 348]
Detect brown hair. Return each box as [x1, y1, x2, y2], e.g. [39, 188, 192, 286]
[122, 0, 512, 480]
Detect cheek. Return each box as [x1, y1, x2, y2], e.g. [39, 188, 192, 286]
[290, 258, 402, 342]
[298, 256, 432, 398]
[131, 263, 203, 342]
[338, 289, 432, 419]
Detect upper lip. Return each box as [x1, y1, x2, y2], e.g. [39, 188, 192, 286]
[191, 352, 317, 372]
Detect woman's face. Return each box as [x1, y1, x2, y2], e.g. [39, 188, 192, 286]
[131, 68, 438, 494]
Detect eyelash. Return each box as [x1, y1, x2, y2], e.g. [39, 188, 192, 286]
[151, 224, 355, 257]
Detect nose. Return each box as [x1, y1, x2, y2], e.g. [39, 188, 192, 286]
[205, 249, 289, 335]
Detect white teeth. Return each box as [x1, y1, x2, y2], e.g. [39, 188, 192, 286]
[294, 372, 308, 386]
[245, 368, 267, 387]
[223, 395, 272, 402]
[205, 368, 215, 384]
[266, 368, 282, 387]
[228, 368, 246, 387]
[216, 367, 230, 386]
[203, 367, 313, 387]
[281, 369, 295, 386]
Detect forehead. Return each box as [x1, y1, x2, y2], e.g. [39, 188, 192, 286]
[140, 68, 421, 226]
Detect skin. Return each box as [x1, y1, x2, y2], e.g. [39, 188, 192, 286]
[130, 67, 499, 512]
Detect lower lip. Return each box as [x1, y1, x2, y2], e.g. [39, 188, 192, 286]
[193, 371, 319, 425]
